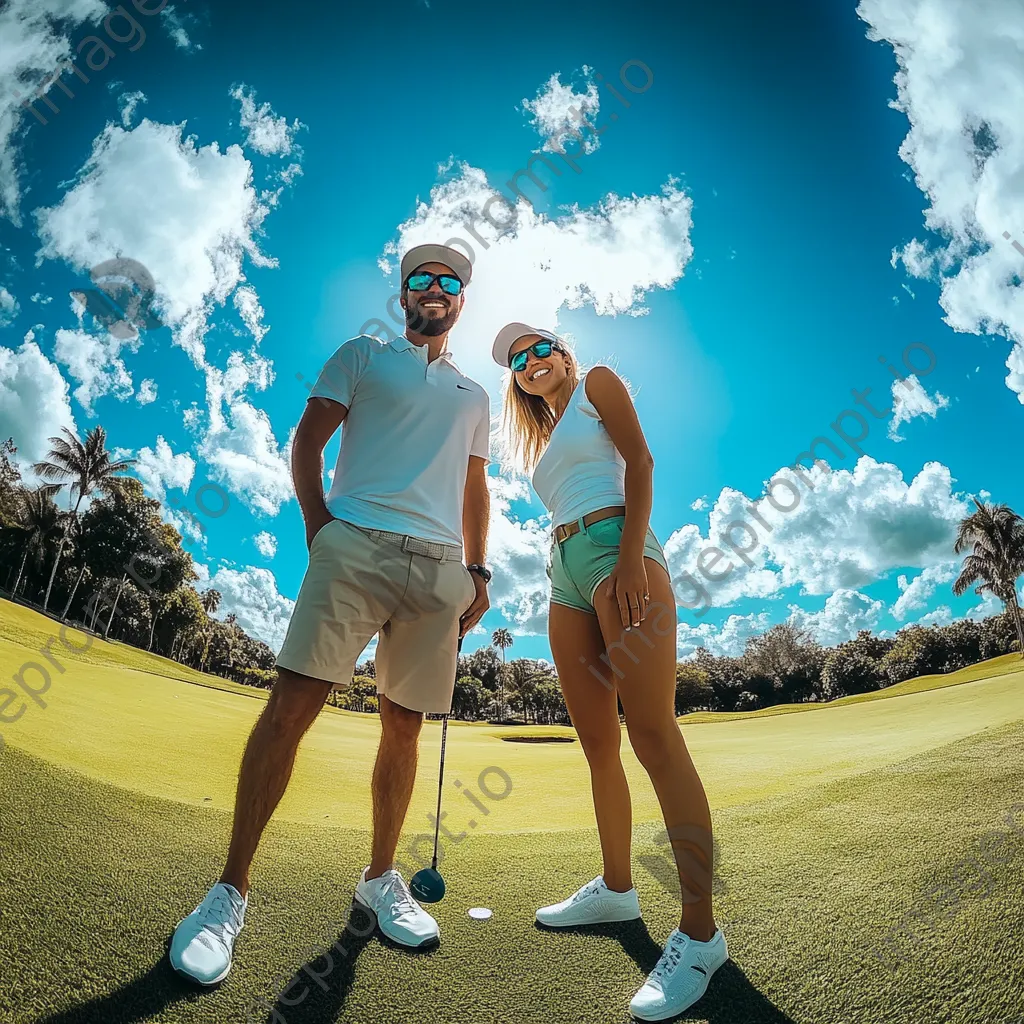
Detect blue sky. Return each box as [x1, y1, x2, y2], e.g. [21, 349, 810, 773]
[2, 0, 1022, 661]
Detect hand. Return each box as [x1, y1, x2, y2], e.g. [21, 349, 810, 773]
[459, 571, 490, 638]
[305, 510, 336, 551]
[601, 554, 650, 630]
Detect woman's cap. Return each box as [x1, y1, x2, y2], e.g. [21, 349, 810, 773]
[492, 322, 560, 367]
[400, 244, 473, 287]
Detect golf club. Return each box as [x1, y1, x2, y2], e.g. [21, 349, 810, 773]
[409, 634, 463, 903]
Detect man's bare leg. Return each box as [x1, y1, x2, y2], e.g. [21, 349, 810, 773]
[220, 668, 332, 897]
[367, 694, 424, 879]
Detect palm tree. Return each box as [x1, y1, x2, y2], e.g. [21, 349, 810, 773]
[506, 657, 546, 724]
[10, 485, 63, 599]
[33, 426, 135, 615]
[953, 499, 1024, 657]
[200, 589, 222, 615]
[491, 627, 513, 722]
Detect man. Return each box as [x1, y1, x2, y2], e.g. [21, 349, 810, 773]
[169, 243, 493, 984]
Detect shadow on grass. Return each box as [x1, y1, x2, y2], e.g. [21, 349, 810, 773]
[251, 902, 443, 1024]
[33, 904, 382, 1024]
[534, 918, 795, 1024]
[35, 958, 221, 1024]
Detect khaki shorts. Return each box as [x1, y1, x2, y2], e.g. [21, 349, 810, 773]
[275, 518, 477, 714]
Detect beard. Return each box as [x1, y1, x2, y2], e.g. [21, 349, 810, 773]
[406, 299, 459, 336]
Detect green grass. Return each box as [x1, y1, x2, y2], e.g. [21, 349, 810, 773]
[1, 597, 1022, 1024]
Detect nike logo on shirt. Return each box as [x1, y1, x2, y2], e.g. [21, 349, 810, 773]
[456, 384, 472, 391]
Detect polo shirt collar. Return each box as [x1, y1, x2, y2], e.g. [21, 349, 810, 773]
[391, 334, 455, 364]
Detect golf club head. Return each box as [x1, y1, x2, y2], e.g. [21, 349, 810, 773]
[409, 867, 446, 903]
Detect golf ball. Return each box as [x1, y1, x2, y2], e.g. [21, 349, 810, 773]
[468, 907, 492, 920]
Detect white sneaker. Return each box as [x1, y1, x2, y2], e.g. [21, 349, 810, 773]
[354, 867, 440, 947]
[536, 875, 642, 927]
[169, 882, 247, 985]
[629, 927, 728, 1020]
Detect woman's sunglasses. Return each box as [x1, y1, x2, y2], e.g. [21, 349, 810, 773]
[510, 339, 561, 373]
[405, 272, 464, 296]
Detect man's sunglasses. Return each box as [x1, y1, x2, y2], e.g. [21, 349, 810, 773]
[405, 272, 464, 296]
[510, 339, 562, 373]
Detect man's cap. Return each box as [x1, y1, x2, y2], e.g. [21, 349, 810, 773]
[400, 244, 473, 287]
[492, 322, 560, 368]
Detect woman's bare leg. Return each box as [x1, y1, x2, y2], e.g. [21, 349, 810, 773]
[549, 601, 633, 893]
[591, 559, 716, 941]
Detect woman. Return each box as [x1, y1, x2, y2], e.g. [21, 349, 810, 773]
[492, 322, 727, 1021]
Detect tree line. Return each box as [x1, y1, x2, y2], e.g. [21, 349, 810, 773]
[3, 428, 1022, 720]
[0, 431, 276, 685]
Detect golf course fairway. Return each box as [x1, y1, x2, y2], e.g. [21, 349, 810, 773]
[1, 598, 1022, 1024]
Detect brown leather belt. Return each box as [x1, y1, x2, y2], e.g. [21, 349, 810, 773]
[553, 505, 627, 544]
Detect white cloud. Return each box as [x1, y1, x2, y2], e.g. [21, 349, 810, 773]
[33, 117, 293, 515]
[195, 352, 291, 515]
[52, 325, 137, 414]
[665, 457, 970, 610]
[205, 565, 294, 652]
[690, 496, 708, 511]
[677, 611, 772, 660]
[136, 377, 157, 404]
[163, 5, 197, 51]
[887, 374, 950, 441]
[857, 0, 1024, 401]
[786, 589, 885, 647]
[230, 84, 305, 157]
[913, 604, 954, 628]
[133, 436, 195, 503]
[34, 118, 278, 366]
[233, 284, 267, 343]
[483, 474, 551, 634]
[0, 0, 107, 224]
[0, 285, 18, 325]
[522, 68, 601, 155]
[0, 335, 78, 470]
[383, 163, 694, 401]
[29, 292, 52, 305]
[891, 561, 958, 620]
[253, 530, 277, 558]
[964, 590, 1003, 620]
[119, 89, 146, 127]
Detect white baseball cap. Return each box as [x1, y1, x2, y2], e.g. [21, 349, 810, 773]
[400, 244, 473, 287]
[492, 322, 561, 368]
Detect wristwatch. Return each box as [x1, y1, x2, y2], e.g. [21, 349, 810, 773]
[466, 563, 492, 584]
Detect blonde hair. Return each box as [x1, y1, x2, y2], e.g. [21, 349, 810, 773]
[498, 339, 583, 477]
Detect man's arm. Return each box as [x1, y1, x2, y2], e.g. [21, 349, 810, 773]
[292, 397, 348, 550]
[463, 455, 489, 565]
[460, 455, 490, 636]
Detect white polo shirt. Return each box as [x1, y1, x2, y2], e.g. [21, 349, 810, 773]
[309, 334, 491, 547]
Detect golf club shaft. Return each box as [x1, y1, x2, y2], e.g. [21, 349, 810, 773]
[430, 634, 463, 870]
[431, 716, 448, 869]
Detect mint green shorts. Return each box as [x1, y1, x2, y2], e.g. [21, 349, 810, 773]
[546, 514, 670, 615]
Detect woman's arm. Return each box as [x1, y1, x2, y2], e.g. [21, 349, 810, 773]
[584, 365, 655, 560]
[585, 366, 656, 628]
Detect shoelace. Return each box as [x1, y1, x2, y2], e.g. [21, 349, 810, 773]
[652, 933, 690, 980]
[197, 890, 241, 945]
[570, 880, 603, 904]
[381, 872, 418, 915]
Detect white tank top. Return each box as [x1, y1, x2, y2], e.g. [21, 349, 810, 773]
[531, 368, 626, 528]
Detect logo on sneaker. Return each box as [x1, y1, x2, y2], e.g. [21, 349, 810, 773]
[456, 384, 472, 391]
